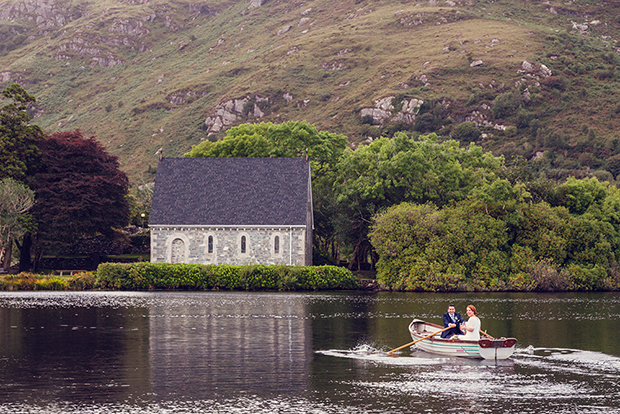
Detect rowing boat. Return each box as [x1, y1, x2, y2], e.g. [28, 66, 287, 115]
[408, 319, 517, 360]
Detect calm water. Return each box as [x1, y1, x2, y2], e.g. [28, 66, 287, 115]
[0, 291, 619, 413]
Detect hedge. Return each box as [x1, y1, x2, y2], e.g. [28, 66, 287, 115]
[95, 263, 360, 291]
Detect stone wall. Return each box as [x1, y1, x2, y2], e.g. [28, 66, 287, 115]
[151, 226, 309, 266]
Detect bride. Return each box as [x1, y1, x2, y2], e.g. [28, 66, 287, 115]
[458, 305, 480, 340]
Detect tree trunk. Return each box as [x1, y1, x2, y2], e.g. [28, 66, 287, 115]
[348, 238, 367, 271]
[348, 242, 360, 271]
[370, 249, 379, 271]
[32, 237, 43, 271]
[2, 238, 12, 272]
[17, 233, 33, 272]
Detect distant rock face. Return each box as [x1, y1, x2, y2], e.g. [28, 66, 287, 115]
[108, 18, 149, 37]
[0, 0, 72, 29]
[249, 0, 263, 8]
[168, 89, 205, 105]
[519, 60, 552, 78]
[0, 71, 14, 83]
[359, 97, 424, 125]
[204, 95, 269, 134]
[521, 61, 534, 71]
[572, 21, 588, 32]
[277, 25, 292, 35]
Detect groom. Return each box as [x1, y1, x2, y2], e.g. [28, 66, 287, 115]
[441, 304, 465, 338]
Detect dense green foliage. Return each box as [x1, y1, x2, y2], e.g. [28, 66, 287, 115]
[185, 120, 348, 176]
[331, 132, 504, 269]
[96, 263, 359, 291]
[0, 83, 43, 182]
[370, 178, 620, 292]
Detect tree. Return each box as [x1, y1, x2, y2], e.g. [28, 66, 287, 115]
[185, 120, 348, 177]
[369, 201, 510, 291]
[29, 130, 130, 256]
[553, 176, 607, 215]
[0, 178, 35, 271]
[0, 83, 44, 182]
[333, 132, 504, 270]
[452, 121, 481, 143]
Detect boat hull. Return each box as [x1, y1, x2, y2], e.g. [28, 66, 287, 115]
[408, 319, 516, 360]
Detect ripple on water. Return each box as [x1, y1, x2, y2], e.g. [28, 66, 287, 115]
[0, 397, 370, 414]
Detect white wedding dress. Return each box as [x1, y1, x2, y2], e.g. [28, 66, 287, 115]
[458, 315, 480, 340]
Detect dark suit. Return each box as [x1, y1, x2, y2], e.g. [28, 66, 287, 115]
[441, 312, 465, 338]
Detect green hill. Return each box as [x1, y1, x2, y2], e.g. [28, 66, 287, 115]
[2, 0, 620, 183]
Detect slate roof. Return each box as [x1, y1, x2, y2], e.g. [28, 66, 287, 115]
[149, 157, 311, 226]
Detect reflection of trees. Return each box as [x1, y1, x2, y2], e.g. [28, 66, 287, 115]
[0, 304, 151, 401]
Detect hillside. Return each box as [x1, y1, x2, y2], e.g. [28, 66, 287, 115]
[2, 0, 620, 183]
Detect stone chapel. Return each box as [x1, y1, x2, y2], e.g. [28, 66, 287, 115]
[149, 157, 313, 266]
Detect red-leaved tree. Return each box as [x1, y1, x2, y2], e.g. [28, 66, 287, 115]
[29, 130, 129, 258]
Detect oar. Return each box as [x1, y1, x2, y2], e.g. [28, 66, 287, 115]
[387, 326, 452, 354]
[480, 330, 494, 339]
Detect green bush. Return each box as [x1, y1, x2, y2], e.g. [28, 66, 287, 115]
[68, 272, 97, 290]
[35, 278, 68, 291]
[95, 263, 359, 291]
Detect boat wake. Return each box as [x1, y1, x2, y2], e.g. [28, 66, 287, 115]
[514, 346, 620, 376]
[316, 343, 459, 366]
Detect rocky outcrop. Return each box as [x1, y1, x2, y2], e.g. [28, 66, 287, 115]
[204, 95, 269, 134]
[168, 89, 206, 105]
[321, 61, 346, 71]
[465, 103, 506, 131]
[519, 60, 552, 78]
[0, 71, 13, 83]
[359, 96, 424, 125]
[277, 25, 292, 35]
[54, 37, 124, 67]
[108, 18, 150, 37]
[0, 0, 72, 28]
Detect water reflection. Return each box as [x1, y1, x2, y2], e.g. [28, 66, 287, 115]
[0, 291, 618, 413]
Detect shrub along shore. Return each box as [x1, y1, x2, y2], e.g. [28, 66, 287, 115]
[2, 262, 620, 292]
[0, 263, 360, 291]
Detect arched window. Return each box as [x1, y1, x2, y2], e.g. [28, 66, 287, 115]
[274, 235, 280, 254]
[208, 235, 213, 254]
[241, 235, 246, 254]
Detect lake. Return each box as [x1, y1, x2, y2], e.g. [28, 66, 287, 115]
[0, 291, 619, 413]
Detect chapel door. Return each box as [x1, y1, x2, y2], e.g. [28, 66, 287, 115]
[171, 238, 186, 263]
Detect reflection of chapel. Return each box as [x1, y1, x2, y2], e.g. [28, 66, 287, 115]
[149, 157, 313, 266]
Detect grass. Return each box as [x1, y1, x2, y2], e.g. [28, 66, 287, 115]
[2, 0, 620, 183]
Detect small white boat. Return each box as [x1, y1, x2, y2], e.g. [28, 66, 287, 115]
[408, 319, 517, 360]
